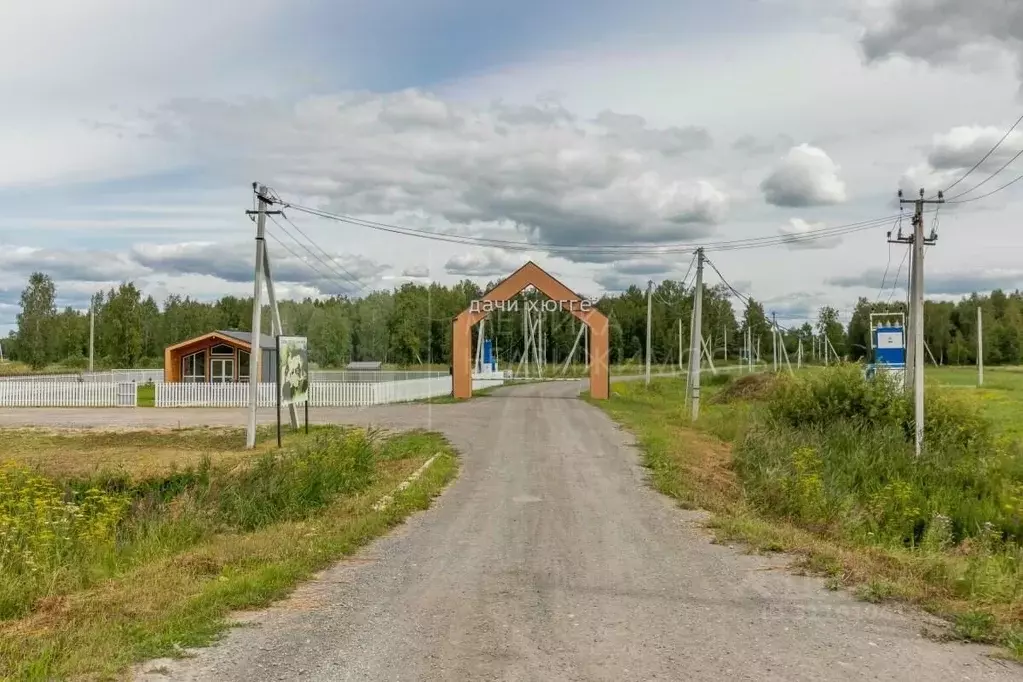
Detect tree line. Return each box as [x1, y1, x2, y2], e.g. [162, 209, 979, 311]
[2, 272, 1018, 371]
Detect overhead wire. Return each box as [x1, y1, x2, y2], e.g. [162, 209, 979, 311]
[266, 215, 370, 297]
[277, 199, 904, 255]
[943, 112, 1023, 195]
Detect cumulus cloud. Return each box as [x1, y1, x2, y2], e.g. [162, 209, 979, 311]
[760, 144, 847, 207]
[859, 0, 1023, 78]
[829, 267, 1023, 296]
[136, 90, 728, 259]
[777, 218, 844, 250]
[1, 241, 390, 305]
[733, 133, 795, 156]
[130, 242, 388, 295]
[593, 271, 650, 293]
[444, 249, 525, 277]
[928, 126, 1023, 171]
[400, 264, 431, 278]
[606, 257, 677, 276]
[897, 123, 1023, 196]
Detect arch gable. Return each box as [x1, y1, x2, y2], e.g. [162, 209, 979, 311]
[452, 261, 609, 400]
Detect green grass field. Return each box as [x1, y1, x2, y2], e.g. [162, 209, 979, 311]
[927, 365, 1023, 442]
[595, 364, 1023, 661]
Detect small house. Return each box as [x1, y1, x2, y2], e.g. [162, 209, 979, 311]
[163, 330, 277, 383]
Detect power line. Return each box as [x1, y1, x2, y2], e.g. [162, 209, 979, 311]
[886, 246, 909, 304]
[277, 199, 903, 255]
[947, 143, 1023, 202]
[279, 211, 369, 291]
[946, 170, 1023, 204]
[263, 225, 363, 298]
[943, 112, 1023, 194]
[267, 214, 370, 296]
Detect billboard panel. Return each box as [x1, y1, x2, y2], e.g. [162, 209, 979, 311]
[277, 336, 309, 406]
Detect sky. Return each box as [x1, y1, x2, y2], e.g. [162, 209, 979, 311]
[3, 0, 1023, 334]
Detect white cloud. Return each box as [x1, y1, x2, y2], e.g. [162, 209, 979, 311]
[761, 144, 848, 208]
[777, 218, 843, 250]
[445, 249, 526, 277]
[136, 91, 729, 254]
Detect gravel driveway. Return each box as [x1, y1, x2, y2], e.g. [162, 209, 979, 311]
[6, 381, 1018, 680]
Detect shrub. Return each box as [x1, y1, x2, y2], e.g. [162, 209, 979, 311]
[0, 426, 382, 622]
[0, 462, 131, 618]
[734, 366, 1022, 549]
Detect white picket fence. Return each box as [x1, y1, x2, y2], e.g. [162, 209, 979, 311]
[0, 374, 508, 408]
[0, 381, 138, 407]
[154, 377, 458, 408]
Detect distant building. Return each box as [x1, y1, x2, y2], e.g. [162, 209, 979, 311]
[345, 361, 382, 371]
[163, 330, 277, 383]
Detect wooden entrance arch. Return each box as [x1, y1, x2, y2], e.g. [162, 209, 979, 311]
[452, 261, 609, 400]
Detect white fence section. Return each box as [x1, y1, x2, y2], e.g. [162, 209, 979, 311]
[0, 381, 137, 407]
[155, 383, 277, 407]
[0, 373, 81, 383]
[371, 376, 453, 403]
[472, 371, 506, 390]
[154, 377, 458, 408]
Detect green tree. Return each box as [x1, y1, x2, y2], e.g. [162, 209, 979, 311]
[16, 273, 57, 369]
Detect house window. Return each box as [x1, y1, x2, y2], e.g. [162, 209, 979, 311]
[181, 351, 206, 382]
[238, 350, 250, 382]
[211, 343, 235, 356]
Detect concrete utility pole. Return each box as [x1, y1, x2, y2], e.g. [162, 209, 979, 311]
[771, 312, 778, 372]
[89, 302, 95, 373]
[977, 306, 984, 387]
[645, 280, 653, 386]
[678, 318, 683, 372]
[892, 188, 943, 456]
[688, 249, 705, 420]
[723, 326, 728, 363]
[244, 183, 282, 449]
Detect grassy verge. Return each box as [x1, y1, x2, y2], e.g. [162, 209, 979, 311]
[594, 368, 1023, 661]
[0, 425, 457, 679]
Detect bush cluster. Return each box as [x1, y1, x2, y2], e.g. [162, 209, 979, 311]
[735, 366, 1023, 551]
[0, 427, 380, 621]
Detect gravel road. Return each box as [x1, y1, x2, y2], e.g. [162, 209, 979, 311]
[8, 381, 1019, 680]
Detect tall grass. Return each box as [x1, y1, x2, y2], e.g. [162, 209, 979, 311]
[0, 427, 380, 621]
[737, 365, 1023, 548]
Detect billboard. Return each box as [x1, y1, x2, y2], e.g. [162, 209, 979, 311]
[277, 336, 309, 406]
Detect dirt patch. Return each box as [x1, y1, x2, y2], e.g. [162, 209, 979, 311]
[710, 373, 777, 404]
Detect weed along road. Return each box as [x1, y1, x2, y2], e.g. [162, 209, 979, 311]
[8, 383, 1015, 681]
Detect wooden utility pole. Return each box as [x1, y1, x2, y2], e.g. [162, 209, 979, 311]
[891, 188, 943, 456]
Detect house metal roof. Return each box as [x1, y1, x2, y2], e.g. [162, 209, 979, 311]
[216, 330, 278, 351]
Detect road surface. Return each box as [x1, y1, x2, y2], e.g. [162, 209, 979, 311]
[4, 382, 1017, 680]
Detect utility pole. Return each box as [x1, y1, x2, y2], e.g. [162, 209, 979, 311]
[89, 302, 95, 373]
[771, 312, 778, 372]
[797, 336, 803, 369]
[977, 306, 984, 387]
[892, 188, 943, 456]
[688, 249, 705, 420]
[678, 318, 683, 372]
[723, 325, 728, 363]
[244, 183, 282, 449]
[645, 280, 653, 386]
